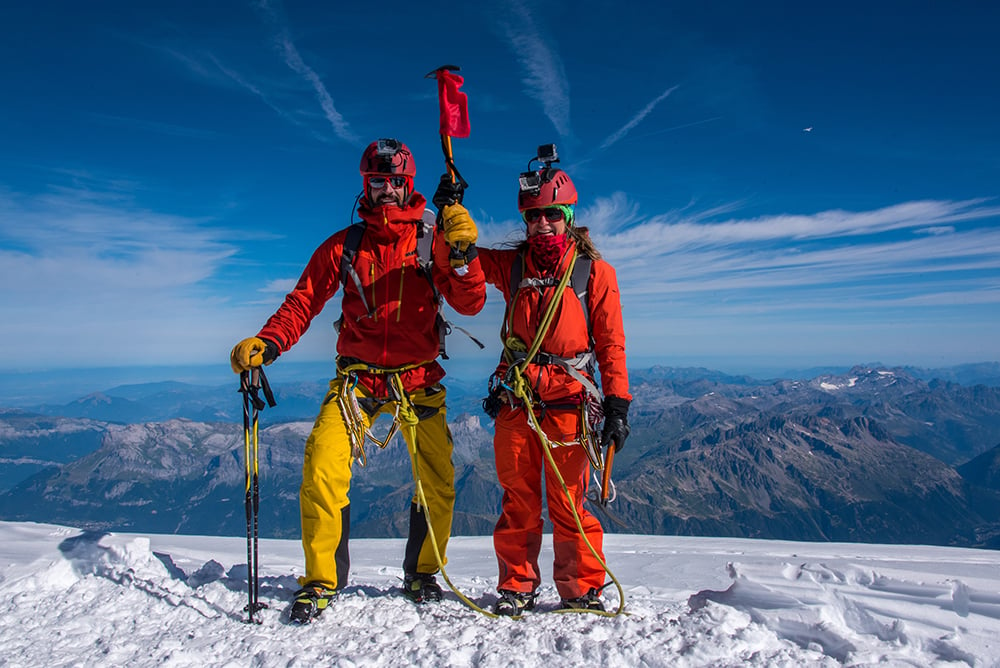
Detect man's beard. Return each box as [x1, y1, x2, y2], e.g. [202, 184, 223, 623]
[372, 191, 403, 207]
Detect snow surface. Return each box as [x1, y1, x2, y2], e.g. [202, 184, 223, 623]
[1, 521, 998, 667]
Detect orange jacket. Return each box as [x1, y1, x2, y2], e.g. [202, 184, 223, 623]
[257, 193, 486, 394]
[479, 240, 631, 404]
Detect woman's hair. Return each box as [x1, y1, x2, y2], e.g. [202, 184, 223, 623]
[570, 226, 602, 261]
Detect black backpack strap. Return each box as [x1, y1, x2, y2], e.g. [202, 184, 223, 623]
[509, 250, 525, 299]
[570, 256, 593, 344]
[339, 222, 374, 323]
[509, 251, 592, 339]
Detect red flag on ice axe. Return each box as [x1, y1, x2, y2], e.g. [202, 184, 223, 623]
[434, 67, 470, 138]
[425, 64, 470, 189]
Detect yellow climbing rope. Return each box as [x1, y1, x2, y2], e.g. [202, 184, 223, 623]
[387, 373, 499, 617]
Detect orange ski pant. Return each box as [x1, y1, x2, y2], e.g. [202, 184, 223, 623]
[493, 404, 605, 600]
[298, 378, 455, 590]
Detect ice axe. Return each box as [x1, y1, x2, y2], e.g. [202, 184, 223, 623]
[426, 64, 471, 265]
[600, 444, 616, 506]
[425, 64, 470, 185]
[587, 444, 627, 529]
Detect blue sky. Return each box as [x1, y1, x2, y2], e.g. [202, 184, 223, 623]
[1, 0, 998, 381]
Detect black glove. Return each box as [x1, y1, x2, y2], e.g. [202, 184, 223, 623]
[432, 173, 465, 210]
[601, 396, 631, 452]
[260, 338, 280, 365]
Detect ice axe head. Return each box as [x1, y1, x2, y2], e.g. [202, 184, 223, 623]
[425, 64, 461, 79]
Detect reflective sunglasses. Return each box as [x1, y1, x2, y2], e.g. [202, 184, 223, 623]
[522, 207, 567, 224]
[368, 175, 408, 189]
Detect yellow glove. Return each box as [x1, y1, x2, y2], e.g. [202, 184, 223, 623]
[442, 203, 478, 246]
[230, 337, 277, 374]
[441, 203, 478, 268]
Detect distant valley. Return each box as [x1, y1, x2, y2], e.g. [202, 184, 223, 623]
[2, 363, 999, 547]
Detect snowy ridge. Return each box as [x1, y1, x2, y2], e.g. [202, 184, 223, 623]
[1, 522, 998, 666]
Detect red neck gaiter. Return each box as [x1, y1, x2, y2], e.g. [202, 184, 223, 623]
[527, 233, 570, 273]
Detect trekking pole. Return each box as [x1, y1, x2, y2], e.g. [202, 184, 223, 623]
[239, 367, 276, 624]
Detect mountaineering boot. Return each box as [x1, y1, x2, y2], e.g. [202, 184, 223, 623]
[402, 572, 443, 603]
[559, 587, 605, 612]
[289, 583, 337, 623]
[493, 589, 537, 617]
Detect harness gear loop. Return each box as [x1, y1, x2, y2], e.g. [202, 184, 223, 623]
[334, 358, 429, 467]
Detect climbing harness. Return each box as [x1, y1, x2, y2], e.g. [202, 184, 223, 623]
[333, 358, 427, 467]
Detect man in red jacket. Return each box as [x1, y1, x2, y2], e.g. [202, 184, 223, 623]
[231, 138, 484, 623]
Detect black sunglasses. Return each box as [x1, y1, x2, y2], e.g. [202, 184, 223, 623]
[522, 207, 566, 223]
[369, 175, 408, 189]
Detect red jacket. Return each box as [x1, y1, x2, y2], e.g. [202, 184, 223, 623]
[478, 240, 631, 404]
[257, 193, 486, 395]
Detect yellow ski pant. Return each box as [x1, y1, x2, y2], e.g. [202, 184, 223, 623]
[298, 378, 455, 589]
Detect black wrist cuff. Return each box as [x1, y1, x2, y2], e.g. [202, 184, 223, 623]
[261, 338, 280, 364]
[603, 395, 630, 419]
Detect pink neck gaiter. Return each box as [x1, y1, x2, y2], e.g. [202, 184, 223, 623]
[527, 233, 570, 272]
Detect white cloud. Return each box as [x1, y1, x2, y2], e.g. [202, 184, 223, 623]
[916, 226, 956, 236]
[498, 0, 572, 137]
[152, 3, 357, 145]
[261, 278, 296, 294]
[573, 197, 1000, 319]
[0, 187, 248, 368]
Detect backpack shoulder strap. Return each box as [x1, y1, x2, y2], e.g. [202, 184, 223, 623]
[339, 222, 374, 319]
[570, 255, 593, 342]
[509, 250, 525, 299]
[416, 209, 436, 277]
[508, 251, 593, 341]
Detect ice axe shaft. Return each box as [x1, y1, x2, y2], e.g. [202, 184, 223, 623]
[600, 445, 615, 505]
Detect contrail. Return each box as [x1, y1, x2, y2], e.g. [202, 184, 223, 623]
[499, 0, 571, 137]
[255, 0, 358, 144]
[600, 85, 679, 149]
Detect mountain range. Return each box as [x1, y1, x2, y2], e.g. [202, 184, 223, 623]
[1, 364, 999, 547]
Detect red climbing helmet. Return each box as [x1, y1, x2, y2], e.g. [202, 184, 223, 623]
[359, 138, 416, 177]
[517, 168, 578, 211]
[517, 143, 577, 211]
[359, 138, 415, 205]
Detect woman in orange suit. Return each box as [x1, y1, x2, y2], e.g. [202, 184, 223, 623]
[435, 146, 631, 616]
